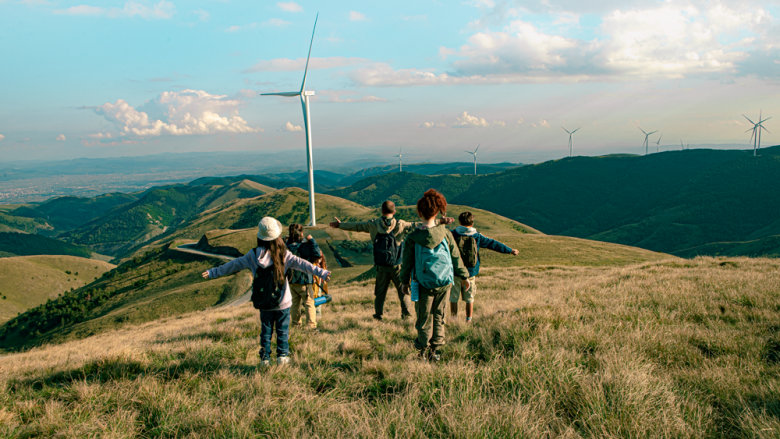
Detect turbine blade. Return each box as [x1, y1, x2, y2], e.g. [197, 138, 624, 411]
[475, 143, 481, 153]
[261, 91, 301, 97]
[759, 116, 772, 124]
[760, 125, 771, 134]
[300, 13, 319, 93]
[743, 114, 756, 125]
[745, 126, 756, 133]
[649, 130, 658, 135]
[638, 127, 647, 135]
[561, 126, 570, 134]
[572, 128, 580, 133]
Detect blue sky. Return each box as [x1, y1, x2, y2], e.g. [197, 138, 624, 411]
[1, 0, 779, 164]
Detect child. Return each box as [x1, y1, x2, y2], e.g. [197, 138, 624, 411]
[400, 189, 470, 362]
[450, 211, 519, 323]
[312, 253, 328, 319]
[201, 217, 330, 366]
[285, 224, 322, 329]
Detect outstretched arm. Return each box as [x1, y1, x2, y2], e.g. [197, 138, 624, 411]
[330, 217, 372, 233]
[284, 253, 331, 282]
[478, 234, 516, 254]
[201, 250, 257, 279]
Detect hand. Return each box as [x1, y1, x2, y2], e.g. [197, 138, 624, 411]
[511, 249, 519, 256]
[324, 273, 331, 283]
[463, 279, 471, 291]
[306, 235, 314, 240]
[438, 216, 455, 225]
[201, 271, 210, 279]
[329, 217, 341, 228]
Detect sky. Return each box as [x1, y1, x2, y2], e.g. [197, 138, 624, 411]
[1, 0, 779, 164]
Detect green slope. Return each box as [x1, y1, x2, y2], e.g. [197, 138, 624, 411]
[11, 192, 139, 231]
[338, 162, 520, 186]
[0, 232, 93, 258]
[328, 172, 478, 207]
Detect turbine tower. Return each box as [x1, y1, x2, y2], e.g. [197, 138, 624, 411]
[638, 127, 658, 155]
[680, 139, 684, 150]
[261, 14, 319, 226]
[562, 126, 580, 157]
[655, 134, 663, 153]
[395, 146, 403, 172]
[465, 144, 480, 175]
[743, 111, 772, 156]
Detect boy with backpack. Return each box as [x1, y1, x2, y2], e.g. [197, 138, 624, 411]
[201, 217, 330, 366]
[285, 223, 322, 329]
[329, 200, 453, 321]
[400, 189, 470, 362]
[450, 211, 519, 323]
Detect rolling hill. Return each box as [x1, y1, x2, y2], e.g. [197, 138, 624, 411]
[11, 192, 139, 231]
[0, 255, 114, 323]
[333, 147, 780, 256]
[337, 162, 521, 186]
[0, 232, 95, 259]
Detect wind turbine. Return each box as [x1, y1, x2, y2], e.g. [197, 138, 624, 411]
[261, 14, 319, 226]
[395, 146, 403, 172]
[638, 127, 658, 155]
[680, 139, 684, 150]
[655, 134, 663, 153]
[465, 144, 480, 175]
[561, 126, 580, 157]
[743, 111, 772, 156]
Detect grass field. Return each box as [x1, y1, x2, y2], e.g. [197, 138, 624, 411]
[2, 256, 779, 437]
[0, 256, 115, 323]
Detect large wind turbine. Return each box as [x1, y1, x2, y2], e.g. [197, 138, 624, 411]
[465, 144, 480, 175]
[262, 14, 319, 226]
[395, 146, 403, 172]
[638, 127, 658, 155]
[743, 111, 772, 156]
[562, 126, 580, 157]
[655, 134, 663, 153]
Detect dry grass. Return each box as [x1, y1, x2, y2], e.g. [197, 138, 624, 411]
[2, 256, 780, 438]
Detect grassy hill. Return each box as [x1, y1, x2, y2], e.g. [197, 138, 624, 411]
[0, 232, 94, 259]
[2, 256, 779, 437]
[0, 256, 114, 323]
[338, 162, 521, 186]
[11, 192, 139, 231]
[0, 204, 53, 234]
[333, 147, 780, 257]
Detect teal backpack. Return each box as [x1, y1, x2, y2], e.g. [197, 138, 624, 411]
[414, 238, 454, 289]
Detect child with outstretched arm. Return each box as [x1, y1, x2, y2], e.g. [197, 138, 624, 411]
[201, 217, 330, 366]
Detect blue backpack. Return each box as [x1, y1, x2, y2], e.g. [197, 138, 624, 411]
[414, 239, 454, 289]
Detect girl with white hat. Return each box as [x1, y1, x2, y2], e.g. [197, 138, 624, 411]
[202, 217, 331, 366]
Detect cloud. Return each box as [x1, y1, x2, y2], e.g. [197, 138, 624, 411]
[86, 89, 262, 137]
[87, 132, 113, 139]
[225, 25, 245, 32]
[0, 134, 4, 142]
[420, 122, 446, 128]
[266, 18, 291, 27]
[243, 56, 369, 73]
[532, 119, 550, 128]
[53, 1, 175, 19]
[452, 111, 490, 128]
[81, 138, 141, 147]
[317, 90, 387, 103]
[56, 134, 66, 141]
[349, 11, 367, 21]
[18, 0, 53, 4]
[280, 121, 303, 132]
[493, 120, 506, 127]
[193, 9, 209, 22]
[277, 2, 302, 12]
[517, 117, 524, 125]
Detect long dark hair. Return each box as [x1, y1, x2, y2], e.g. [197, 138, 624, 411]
[256, 237, 287, 284]
[286, 223, 304, 245]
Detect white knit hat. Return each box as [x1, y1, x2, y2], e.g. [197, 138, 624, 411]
[257, 217, 283, 241]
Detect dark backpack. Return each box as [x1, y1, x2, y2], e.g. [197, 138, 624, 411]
[251, 250, 286, 310]
[373, 232, 400, 267]
[286, 240, 316, 284]
[455, 235, 479, 268]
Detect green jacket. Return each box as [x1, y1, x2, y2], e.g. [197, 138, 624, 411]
[338, 217, 420, 243]
[399, 224, 470, 286]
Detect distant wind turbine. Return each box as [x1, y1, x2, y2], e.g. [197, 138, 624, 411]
[743, 111, 772, 156]
[561, 127, 580, 157]
[655, 134, 663, 153]
[680, 139, 684, 150]
[465, 144, 480, 175]
[638, 127, 658, 155]
[395, 146, 403, 172]
[262, 14, 319, 226]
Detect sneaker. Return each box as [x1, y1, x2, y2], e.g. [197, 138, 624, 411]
[428, 349, 441, 363]
[260, 359, 270, 366]
[417, 348, 428, 359]
[466, 317, 472, 323]
[277, 355, 290, 366]
[373, 314, 383, 321]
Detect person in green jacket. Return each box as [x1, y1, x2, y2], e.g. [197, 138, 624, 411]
[329, 200, 453, 321]
[400, 189, 470, 362]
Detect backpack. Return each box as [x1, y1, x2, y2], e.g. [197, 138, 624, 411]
[251, 250, 286, 310]
[414, 239, 454, 289]
[286, 240, 316, 284]
[455, 234, 479, 268]
[373, 232, 400, 267]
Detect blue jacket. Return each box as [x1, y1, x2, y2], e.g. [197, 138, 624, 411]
[285, 238, 322, 285]
[450, 226, 513, 277]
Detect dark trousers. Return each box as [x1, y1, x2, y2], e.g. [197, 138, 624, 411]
[259, 308, 291, 359]
[414, 284, 450, 351]
[375, 265, 413, 318]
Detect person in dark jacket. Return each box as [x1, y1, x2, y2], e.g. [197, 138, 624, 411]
[450, 211, 519, 323]
[286, 223, 322, 329]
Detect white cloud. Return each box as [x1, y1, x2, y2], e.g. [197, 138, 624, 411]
[317, 90, 387, 103]
[517, 117, 524, 125]
[87, 132, 113, 139]
[53, 1, 176, 19]
[88, 89, 262, 137]
[452, 111, 490, 128]
[532, 119, 550, 128]
[266, 18, 291, 27]
[493, 120, 506, 127]
[420, 122, 446, 128]
[280, 121, 303, 132]
[18, 0, 53, 4]
[349, 11, 367, 21]
[193, 9, 209, 22]
[225, 25, 245, 32]
[243, 56, 369, 73]
[277, 2, 302, 12]
[56, 134, 66, 141]
[0, 134, 4, 142]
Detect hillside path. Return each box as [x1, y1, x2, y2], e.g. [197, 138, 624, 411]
[173, 244, 252, 307]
